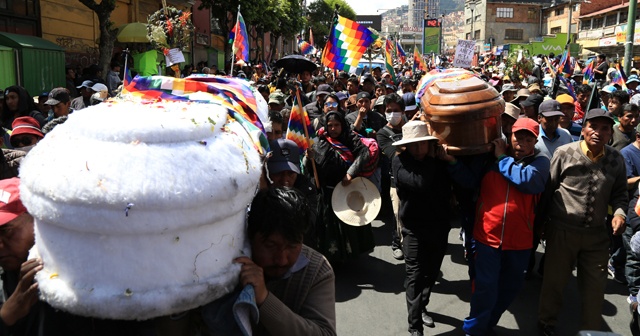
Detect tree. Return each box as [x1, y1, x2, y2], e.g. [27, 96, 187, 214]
[79, 0, 117, 80]
[307, 0, 356, 49]
[267, 0, 305, 61]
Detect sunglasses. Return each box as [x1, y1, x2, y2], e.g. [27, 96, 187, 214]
[324, 102, 338, 108]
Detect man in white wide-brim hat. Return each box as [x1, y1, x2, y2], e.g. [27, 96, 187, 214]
[391, 120, 454, 336]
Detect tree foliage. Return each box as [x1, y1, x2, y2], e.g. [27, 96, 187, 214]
[79, 0, 117, 79]
[307, 0, 356, 48]
[200, 0, 305, 65]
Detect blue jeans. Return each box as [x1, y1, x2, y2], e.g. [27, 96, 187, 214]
[463, 242, 530, 336]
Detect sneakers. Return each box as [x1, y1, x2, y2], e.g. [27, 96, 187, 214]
[538, 322, 555, 336]
[422, 311, 434, 327]
[409, 330, 423, 336]
[629, 294, 638, 305]
[608, 261, 627, 284]
[392, 247, 404, 260]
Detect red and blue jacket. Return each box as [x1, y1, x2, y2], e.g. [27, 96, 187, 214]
[473, 151, 550, 250]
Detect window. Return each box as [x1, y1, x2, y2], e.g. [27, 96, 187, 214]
[620, 11, 628, 24]
[505, 29, 523, 40]
[474, 30, 480, 40]
[497, 8, 513, 18]
[466, 18, 471, 24]
[581, 19, 591, 30]
[466, 32, 471, 40]
[550, 26, 562, 34]
[593, 17, 604, 28]
[605, 14, 617, 26]
[528, 9, 537, 19]
[555, 8, 564, 16]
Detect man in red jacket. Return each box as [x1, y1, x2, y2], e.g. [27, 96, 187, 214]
[459, 118, 550, 336]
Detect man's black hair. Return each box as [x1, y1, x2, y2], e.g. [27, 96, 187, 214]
[268, 110, 283, 125]
[383, 93, 405, 111]
[575, 84, 592, 96]
[257, 85, 269, 95]
[611, 89, 630, 105]
[248, 187, 311, 243]
[347, 77, 359, 86]
[623, 103, 639, 113]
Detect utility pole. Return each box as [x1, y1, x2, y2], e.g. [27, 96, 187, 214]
[624, 0, 637, 74]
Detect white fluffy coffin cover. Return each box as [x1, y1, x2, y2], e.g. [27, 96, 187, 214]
[20, 100, 262, 320]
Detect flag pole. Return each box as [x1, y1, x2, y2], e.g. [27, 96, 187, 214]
[230, 4, 241, 77]
[295, 87, 320, 188]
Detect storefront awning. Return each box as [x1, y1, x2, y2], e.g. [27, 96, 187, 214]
[0, 32, 64, 51]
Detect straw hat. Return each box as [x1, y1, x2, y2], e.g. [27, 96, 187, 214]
[332, 177, 381, 226]
[392, 120, 439, 146]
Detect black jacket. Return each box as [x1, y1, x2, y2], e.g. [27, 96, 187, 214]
[392, 151, 452, 232]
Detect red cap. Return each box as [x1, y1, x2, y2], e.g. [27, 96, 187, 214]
[0, 178, 27, 225]
[512, 118, 539, 138]
[10, 116, 44, 140]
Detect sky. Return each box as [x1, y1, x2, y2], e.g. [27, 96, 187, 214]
[344, 0, 393, 16]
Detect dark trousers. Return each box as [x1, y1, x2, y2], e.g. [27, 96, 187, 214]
[624, 226, 640, 296]
[608, 215, 626, 276]
[462, 242, 530, 336]
[403, 227, 450, 332]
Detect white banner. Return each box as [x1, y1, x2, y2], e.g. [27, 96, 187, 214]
[453, 39, 475, 68]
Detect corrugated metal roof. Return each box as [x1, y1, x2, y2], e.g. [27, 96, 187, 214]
[0, 32, 64, 51]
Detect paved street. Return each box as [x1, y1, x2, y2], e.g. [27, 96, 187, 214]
[335, 217, 631, 336]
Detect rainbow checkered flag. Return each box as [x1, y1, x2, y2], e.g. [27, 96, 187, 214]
[298, 37, 317, 55]
[232, 10, 249, 62]
[384, 39, 397, 82]
[286, 96, 317, 155]
[321, 15, 376, 73]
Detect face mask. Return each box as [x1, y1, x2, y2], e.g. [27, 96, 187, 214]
[386, 112, 403, 126]
[18, 144, 36, 153]
[113, 72, 120, 76]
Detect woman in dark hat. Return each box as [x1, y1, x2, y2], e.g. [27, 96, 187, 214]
[304, 111, 375, 263]
[1, 86, 46, 130]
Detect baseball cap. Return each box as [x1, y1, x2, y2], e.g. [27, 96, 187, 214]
[356, 92, 371, 101]
[628, 75, 640, 84]
[521, 93, 544, 108]
[361, 75, 376, 85]
[0, 178, 27, 225]
[316, 84, 331, 96]
[500, 84, 517, 94]
[402, 92, 417, 110]
[512, 117, 540, 137]
[556, 94, 574, 105]
[374, 96, 385, 107]
[45, 87, 70, 105]
[267, 139, 301, 174]
[336, 92, 348, 101]
[268, 92, 285, 105]
[76, 80, 94, 89]
[584, 108, 614, 123]
[503, 102, 521, 120]
[600, 85, 617, 94]
[538, 100, 564, 117]
[91, 83, 108, 93]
